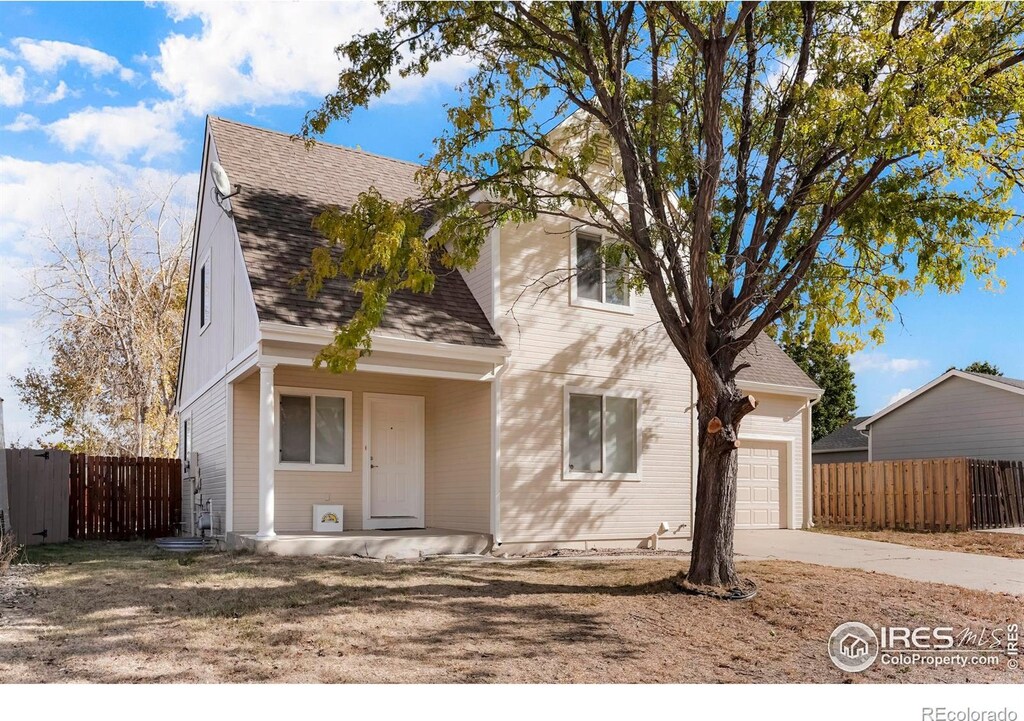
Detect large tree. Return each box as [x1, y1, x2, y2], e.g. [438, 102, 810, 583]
[13, 182, 192, 456]
[302, 2, 1024, 590]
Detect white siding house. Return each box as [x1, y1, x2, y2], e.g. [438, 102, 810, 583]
[175, 116, 821, 555]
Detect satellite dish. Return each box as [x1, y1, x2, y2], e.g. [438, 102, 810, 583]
[210, 161, 241, 202]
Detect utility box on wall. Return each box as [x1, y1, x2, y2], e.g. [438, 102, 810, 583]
[313, 504, 344, 533]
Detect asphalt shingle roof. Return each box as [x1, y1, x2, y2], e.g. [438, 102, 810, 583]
[208, 116, 504, 349]
[965, 371, 1024, 391]
[207, 116, 820, 391]
[813, 416, 870, 452]
[735, 333, 820, 391]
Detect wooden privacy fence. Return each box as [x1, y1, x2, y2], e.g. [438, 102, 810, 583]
[69, 454, 182, 540]
[813, 458, 1024, 531]
[4, 449, 71, 545]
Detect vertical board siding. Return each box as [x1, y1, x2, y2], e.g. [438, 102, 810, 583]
[870, 377, 1024, 462]
[180, 378, 228, 534]
[813, 458, 1024, 531]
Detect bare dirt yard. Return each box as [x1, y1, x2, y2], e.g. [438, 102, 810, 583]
[1, 542, 1021, 683]
[812, 527, 1024, 560]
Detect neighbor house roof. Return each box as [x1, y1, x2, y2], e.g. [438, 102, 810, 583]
[207, 116, 504, 349]
[813, 416, 870, 453]
[855, 369, 1024, 430]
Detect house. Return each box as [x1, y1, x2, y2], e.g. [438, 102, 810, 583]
[174, 116, 822, 556]
[855, 370, 1024, 462]
[812, 416, 870, 464]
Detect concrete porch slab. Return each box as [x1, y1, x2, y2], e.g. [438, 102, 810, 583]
[237, 528, 492, 559]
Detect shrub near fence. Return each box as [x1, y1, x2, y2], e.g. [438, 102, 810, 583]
[813, 458, 1024, 531]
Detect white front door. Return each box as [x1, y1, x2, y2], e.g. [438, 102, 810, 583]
[363, 393, 425, 529]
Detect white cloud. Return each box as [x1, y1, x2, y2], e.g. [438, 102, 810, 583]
[12, 38, 135, 80]
[0, 63, 27, 106]
[850, 352, 928, 374]
[44, 100, 185, 162]
[884, 388, 914, 408]
[40, 79, 68, 104]
[3, 112, 39, 132]
[154, 1, 473, 115]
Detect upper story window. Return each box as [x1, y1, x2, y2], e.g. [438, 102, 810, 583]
[563, 386, 641, 481]
[198, 251, 211, 332]
[276, 387, 353, 472]
[570, 230, 632, 313]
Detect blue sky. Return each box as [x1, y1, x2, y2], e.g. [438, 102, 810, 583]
[1, 2, 1022, 445]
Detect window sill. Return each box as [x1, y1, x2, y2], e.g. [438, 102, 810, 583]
[276, 463, 352, 473]
[199, 321, 211, 335]
[562, 471, 642, 482]
[569, 297, 635, 315]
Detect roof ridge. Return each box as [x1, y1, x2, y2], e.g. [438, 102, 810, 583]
[207, 115, 426, 169]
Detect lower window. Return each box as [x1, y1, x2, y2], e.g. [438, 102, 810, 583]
[564, 387, 640, 480]
[277, 388, 352, 472]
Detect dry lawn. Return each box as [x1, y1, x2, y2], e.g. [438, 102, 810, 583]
[1, 542, 1021, 684]
[813, 527, 1024, 560]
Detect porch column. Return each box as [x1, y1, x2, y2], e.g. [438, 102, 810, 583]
[257, 361, 277, 539]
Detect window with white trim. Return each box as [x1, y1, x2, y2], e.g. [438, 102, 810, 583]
[198, 251, 211, 331]
[564, 387, 641, 480]
[572, 231, 630, 310]
[276, 388, 352, 472]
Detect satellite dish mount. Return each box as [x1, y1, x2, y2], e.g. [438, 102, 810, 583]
[210, 161, 241, 204]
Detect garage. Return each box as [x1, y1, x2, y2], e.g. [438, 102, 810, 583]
[735, 442, 784, 528]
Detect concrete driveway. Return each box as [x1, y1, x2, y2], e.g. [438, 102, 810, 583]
[734, 530, 1024, 595]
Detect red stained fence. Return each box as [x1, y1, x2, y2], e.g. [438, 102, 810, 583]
[68, 454, 182, 540]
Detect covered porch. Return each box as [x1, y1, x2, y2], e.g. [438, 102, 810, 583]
[224, 324, 506, 555]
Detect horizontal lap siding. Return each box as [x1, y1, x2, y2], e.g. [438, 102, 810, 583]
[871, 377, 1024, 462]
[181, 379, 228, 533]
[740, 394, 807, 528]
[497, 219, 693, 544]
[231, 365, 490, 534]
[426, 381, 491, 533]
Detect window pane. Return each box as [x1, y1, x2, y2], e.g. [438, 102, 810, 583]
[576, 236, 602, 301]
[199, 264, 207, 326]
[315, 396, 346, 465]
[605, 396, 638, 473]
[605, 264, 627, 305]
[568, 394, 602, 472]
[279, 395, 311, 463]
[202, 260, 211, 324]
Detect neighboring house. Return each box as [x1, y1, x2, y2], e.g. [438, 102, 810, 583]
[855, 370, 1024, 462]
[812, 416, 869, 464]
[174, 116, 822, 554]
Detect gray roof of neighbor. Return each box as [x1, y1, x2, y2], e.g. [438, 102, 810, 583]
[207, 116, 819, 391]
[966, 371, 1024, 391]
[813, 416, 870, 452]
[735, 333, 820, 391]
[208, 116, 504, 349]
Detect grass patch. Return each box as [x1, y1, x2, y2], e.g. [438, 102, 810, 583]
[811, 527, 1024, 560]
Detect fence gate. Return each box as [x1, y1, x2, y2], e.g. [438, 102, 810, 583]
[4, 448, 71, 545]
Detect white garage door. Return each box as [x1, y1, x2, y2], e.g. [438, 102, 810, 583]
[735, 444, 782, 529]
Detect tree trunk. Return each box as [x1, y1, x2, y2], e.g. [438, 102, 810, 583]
[683, 382, 758, 590]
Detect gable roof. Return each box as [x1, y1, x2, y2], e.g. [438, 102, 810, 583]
[207, 116, 503, 349]
[735, 333, 820, 393]
[205, 116, 819, 392]
[856, 369, 1024, 430]
[813, 416, 870, 453]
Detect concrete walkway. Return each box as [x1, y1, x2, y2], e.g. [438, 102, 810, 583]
[734, 530, 1024, 595]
